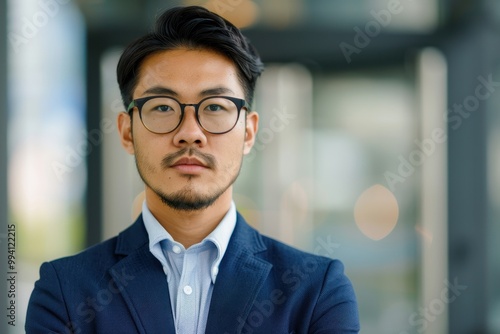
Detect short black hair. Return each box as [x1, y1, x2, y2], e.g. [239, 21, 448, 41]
[117, 6, 264, 109]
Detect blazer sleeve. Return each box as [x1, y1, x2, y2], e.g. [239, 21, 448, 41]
[309, 260, 360, 333]
[25, 262, 74, 334]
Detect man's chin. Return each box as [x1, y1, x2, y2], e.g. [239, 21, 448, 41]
[154, 187, 221, 212]
[159, 195, 219, 212]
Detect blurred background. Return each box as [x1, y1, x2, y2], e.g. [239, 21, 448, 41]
[1, 0, 499, 333]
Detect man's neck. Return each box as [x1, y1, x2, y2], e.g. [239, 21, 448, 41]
[144, 188, 232, 248]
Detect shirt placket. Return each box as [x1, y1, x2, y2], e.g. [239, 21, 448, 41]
[176, 249, 198, 334]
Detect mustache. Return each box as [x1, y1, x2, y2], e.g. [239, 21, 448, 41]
[161, 147, 216, 169]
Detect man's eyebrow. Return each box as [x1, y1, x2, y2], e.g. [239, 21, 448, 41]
[141, 86, 237, 98]
[199, 87, 236, 97]
[142, 86, 178, 96]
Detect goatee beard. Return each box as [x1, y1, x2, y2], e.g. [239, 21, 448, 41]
[156, 186, 225, 212]
[135, 147, 241, 212]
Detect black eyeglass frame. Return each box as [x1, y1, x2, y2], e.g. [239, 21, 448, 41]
[127, 95, 250, 135]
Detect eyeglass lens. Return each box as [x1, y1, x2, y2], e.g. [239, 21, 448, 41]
[140, 97, 240, 134]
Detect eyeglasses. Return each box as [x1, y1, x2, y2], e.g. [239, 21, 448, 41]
[127, 95, 249, 134]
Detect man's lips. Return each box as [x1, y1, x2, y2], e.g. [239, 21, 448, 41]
[161, 148, 216, 172]
[170, 157, 209, 173]
[171, 157, 207, 167]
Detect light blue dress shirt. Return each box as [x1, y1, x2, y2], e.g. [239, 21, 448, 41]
[142, 200, 236, 334]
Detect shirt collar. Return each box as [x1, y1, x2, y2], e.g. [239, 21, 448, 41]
[142, 200, 237, 283]
[204, 201, 236, 282]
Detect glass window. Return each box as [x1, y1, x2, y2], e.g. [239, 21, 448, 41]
[7, 0, 86, 331]
[196, 0, 440, 32]
[236, 55, 447, 332]
[487, 65, 500, 333]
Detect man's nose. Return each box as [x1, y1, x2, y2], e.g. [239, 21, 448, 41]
[172, 106, 207, 146]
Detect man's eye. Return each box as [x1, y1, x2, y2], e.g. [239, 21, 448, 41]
[205, 104, 224, 112]
[154, 105, 173, 112]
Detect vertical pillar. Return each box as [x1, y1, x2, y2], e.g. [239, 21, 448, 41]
[85, 31, 103, 246]
[446, 21, 490, 333]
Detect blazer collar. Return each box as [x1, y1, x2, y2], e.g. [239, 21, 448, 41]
[114, 214, 149, 255]
[205, 212, 273, 333]
[110, 215, 175, 333]
[111, 212, 272, 334]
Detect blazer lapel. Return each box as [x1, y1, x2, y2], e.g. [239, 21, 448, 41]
[205, 214, 272, 334]
[109, 216, 175, 334]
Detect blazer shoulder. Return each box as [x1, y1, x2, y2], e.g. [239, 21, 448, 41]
[255, 233, 354, 290]
[259, 233, 333, 266]
[45, 235, 119, 284]
[234, 215, 343, 273]
[46, 216, 146, 280]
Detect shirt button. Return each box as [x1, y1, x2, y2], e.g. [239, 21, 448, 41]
[172, 245, 181, 254]
[183, 285, 193, 295]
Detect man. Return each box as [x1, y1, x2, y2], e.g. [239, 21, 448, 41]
[26, 6, 359, 333]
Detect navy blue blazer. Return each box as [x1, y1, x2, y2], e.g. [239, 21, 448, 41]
[26, 213, 359, 333]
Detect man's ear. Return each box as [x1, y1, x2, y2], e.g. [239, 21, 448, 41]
[117, 112, 135, 155]
[243, 111, 258, 155]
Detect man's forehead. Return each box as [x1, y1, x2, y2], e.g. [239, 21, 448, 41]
[133, 49, 243, 98]
[138, 48, 237, 75]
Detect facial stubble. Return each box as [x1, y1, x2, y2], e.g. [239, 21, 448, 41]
[134, 145, 244, 212]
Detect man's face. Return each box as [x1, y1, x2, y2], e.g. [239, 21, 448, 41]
[118, 48, 258, 211]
